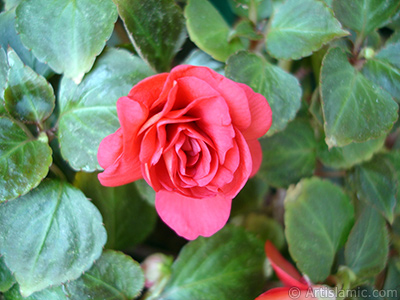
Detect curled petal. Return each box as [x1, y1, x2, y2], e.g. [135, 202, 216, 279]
[97, 128, 123, 170]
[155, 190, 232, 240]
[265, 241, 309, 289]
[247, 139, 262, 177]
[238, 83, 272, 140]
[255, 287, 316, 300]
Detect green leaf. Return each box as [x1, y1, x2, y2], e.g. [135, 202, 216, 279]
[332, 0, 400, 36]
[0, 117, 52, 202]
[185, 0, 245, 62]
[74, 172, 157, 250]
[134, 179, 156, 206]
[16, 0, 117, 82]
[158, 226, 265, 300]
[0, 180, 107, 296]
[233, 213, 285, 250]
[383, 258, 400, 300]
[229, 19, 263, 41]
[4, 48, 55, 123]
[317, 135, 385, 169]
[344, 205, 388, 278]
[362, 39, 400, 102]
[58, 48, 154, 171]
[0, 9, 52, 77]
[320, 47, 398, 147]
[384, 150, 400, 213]
[0, 256, 15, 293]
[113, 0, 186, 72]
[4, 0, 22, 11]
[228, 0, 272, 21]
[63, 250, 144, 300]
[225, 51, 301, 135]
[285, 177, 354, 282]
[258, 119, 317, 188]
[183, 49, 225, 75]
[231, 175, 269, 217]
[348, 155, 398, 223]
[4, 285, 66, 300]
[0, 47, 8, 114]
[266, 0, 348, 60]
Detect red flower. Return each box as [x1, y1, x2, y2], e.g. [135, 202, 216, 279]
[97, 65, 272, 240]
[256, 241, 332, 300]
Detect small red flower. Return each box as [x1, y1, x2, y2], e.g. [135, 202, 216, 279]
[97, 65, 272, 240]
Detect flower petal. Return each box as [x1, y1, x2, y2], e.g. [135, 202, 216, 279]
[238, 83, 272, 140]
[170, 65, 252, 130]
[247, 139, 262, 177]
[255, 287, 315, 300]
[127, 73, 169, 108]
[265, 241, 309, 289]
[97, 97, 148, 187]
[155, 190, 232, 240]
[97, 128, 123, 169]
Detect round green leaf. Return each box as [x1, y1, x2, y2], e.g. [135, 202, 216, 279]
[74, 172, 157, 250]
[0, 180, 107, 297]
[63, 250, 145, 300]
[185, 0, 245, 62]
[332, 0, 400, 35]
[58, 48, 154, 171]
[0, 117, 52, 202]
[16, 0, 118, 82]
[259, 119, 317, 188]
[226, 51, 302, 135]
[266, 0, 348, 60]
[158, 226, 265, 300]
[320, 47, 398, 147]
[317, 135, 385, 169]
[362, 40, 400, 102]
[113, 0, 186, 72]
[285, 177, 354, 282]
[4, 48, 55, 123]
[4, 285, 66, 300]
[348, 155, 398, 223]
[0, 9, 51, 77]
[0, 256, 15, 293]
[344, 205, 389, 278]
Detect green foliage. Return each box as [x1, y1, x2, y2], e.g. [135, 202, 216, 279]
[0, 9, 52, 77]
[332, 0, 400, 36]
[113, 0, 186, 72]
[344, 205, 389, 278]
[348, 154, 398, 223]
[285, 177, 354, 282]
[185, 0, 245, 62]
[158, 226, 265, 300]
[63, 250, 145, 300]
[320, 47, 398, 147]
[74, 172, 157, 250]
[16, 0, 118, 82]
[259, 119, 317, 187]
[1, 0, 400, 298]
[266, 0, 348, 60]
[226, 51, 301, 135]
[4, 49, 55, 123]
[0, 180, 106, 296]
[0, 256, 15, 293]
[58, 48, 154, 171]
[0, 117, 52, 202]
